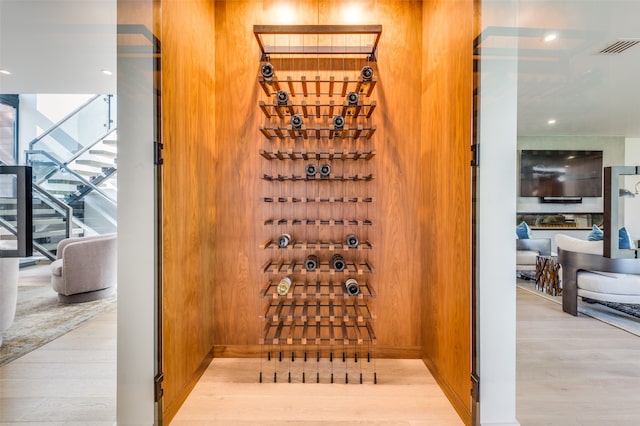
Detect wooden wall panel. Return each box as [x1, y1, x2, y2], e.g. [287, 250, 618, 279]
[210, 0, 426, 359]
[160, 0, 216, 422]
[421, 0, 473, 424]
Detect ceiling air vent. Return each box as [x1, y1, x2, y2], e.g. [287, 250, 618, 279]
[599, 39, 640, 54]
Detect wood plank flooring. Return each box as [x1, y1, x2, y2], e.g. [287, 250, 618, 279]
[171, 358, 463, 425]
[516, 288, 640, 425]
[3, 266, 640, 425]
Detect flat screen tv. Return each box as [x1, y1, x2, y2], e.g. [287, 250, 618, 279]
[520, 150, 603, 198]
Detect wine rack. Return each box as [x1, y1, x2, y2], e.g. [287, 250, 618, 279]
[255, 25, 380, 385]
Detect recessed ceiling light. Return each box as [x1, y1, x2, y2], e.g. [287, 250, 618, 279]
[101, 69, 113, 76]
[547, 119, 557, 125]
[544, 33, 557, 42]
[0, 69, 11, 75]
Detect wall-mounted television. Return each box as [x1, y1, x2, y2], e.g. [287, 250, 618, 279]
[520, 150, 603, 198]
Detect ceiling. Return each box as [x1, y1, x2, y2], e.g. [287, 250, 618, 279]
[0, 0, 116, 94]
[508, 0, 640, 137]
[1, 0, 639, 138]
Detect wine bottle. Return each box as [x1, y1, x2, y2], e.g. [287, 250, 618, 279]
[331, 253, 345, 272]
[346, 91, 359, 105]
[319, 163, 331, 178]
[261, 62, 274, 80]
[344, 278, 360, 296]
[278, 233, 291, 248]
[305, 164, 318, 178]
[361, 65, 374, 81]
[291, 114, 303, 129]
[277, 277, 292, 296]
[346, 234, 359, 248]
[332, 114, 345, 129]
[276, 90, 289, 105]
[304, 254, 318, 272]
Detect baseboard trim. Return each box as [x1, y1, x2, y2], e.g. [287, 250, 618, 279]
[422, 355, 472, 426]
[213, 344, 422, 359]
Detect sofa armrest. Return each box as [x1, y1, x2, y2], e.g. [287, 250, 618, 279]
[516, 238, 552, 256]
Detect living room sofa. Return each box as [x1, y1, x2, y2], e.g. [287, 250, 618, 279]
[516, 238, 552, 275]
[556, 234, 640, 315]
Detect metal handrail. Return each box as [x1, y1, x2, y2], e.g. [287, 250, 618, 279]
[26, 126, 117, 185]
[28, 94, 104, 151]
[26, 149, 117, 204]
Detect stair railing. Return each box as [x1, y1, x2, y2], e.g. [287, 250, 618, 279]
[26, 126, 117, 186]
[25, 150, 116, 204]
[28, 95, 106, 151]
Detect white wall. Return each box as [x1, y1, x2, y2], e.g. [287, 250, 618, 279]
[478, 0, 520, 424]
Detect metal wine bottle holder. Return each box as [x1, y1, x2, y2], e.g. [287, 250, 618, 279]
[255, 25, 381, 384]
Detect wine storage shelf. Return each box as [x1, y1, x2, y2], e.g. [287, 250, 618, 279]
[261, 280, 376, 300]
[260, 300, 374, 323]
[262, 173, 374, 182]
[261, 260, 375, 275]
[262, 197, 374, 203]
[258, 76, 377, 99]
[256, 25, 379, 383]
[258, 100, 377, 119]
[264, 218, 373, 226]
[259, 125, 376, 141]
[260, 149, 376, 161]
[260, 240, 373, 250]
[260, 320, 377, 346]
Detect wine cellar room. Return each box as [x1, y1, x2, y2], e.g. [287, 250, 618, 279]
[157, 0, 474, 423]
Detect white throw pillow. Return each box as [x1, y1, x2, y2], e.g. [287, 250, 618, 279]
[555, 234, 603, 255]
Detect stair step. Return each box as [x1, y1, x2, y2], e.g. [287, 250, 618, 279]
[33, 218, 67, 226]
[48, 178, 83, 186]
[89, 149, 117, 158]
[34, 229, 68, 238]
[76, 159, 114, 169]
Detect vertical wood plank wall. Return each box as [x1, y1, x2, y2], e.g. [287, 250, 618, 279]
[211, 0, 427, 358]
[421, 0, 473, 423]
[160, 0, 217, 422]
[160, 0, 473, 423]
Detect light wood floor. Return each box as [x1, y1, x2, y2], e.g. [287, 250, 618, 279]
[3, 266, 640, 425]
[516, 288, 640, 425]
[171, 358, 463, 425]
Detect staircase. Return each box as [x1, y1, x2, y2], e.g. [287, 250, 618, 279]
[0, 94, 118, 260]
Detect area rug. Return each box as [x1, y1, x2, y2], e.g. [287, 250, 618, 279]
[0, 285, 116, 367]
[582, 298, 640, 318]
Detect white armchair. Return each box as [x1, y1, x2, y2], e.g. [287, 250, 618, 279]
[51, 234, 117, 303]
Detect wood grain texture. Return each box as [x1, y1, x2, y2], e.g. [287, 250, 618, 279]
[160, 0, 217, 423]
[421, 1, 474, 424]
[160, 0, 473, 423]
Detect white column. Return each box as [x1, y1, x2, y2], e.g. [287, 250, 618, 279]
[478, 0, 520, 424]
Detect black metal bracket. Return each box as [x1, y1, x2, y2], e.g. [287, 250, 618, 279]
[154, 373, 164, 402]
[471, 143, 479, 167]
[154, 141, 164, 166]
